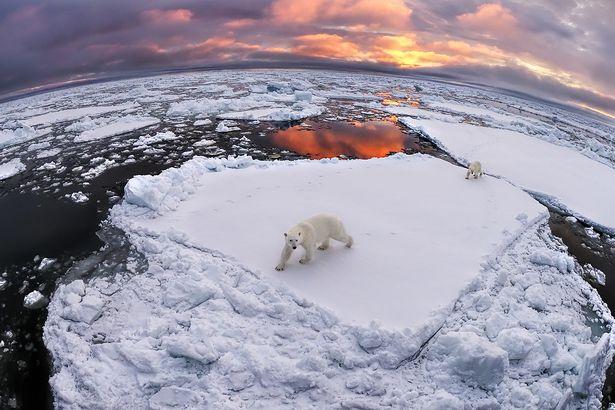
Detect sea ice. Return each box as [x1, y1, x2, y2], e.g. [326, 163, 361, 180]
[74, 116, 160, 142]
[0, 158, 26, 180]
[24, 290, 48, 310]
[400, 118, 615, 232]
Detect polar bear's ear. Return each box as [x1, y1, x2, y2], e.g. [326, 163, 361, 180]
[284, 233, 287, 237]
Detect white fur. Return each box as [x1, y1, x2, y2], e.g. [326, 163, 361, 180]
[465, 161, 483, 179]
[275, 214, 353, 271]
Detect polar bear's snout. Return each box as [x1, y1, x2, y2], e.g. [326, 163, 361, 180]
[284, 232, 301, 249]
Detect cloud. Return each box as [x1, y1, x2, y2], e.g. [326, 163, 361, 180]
[0, 0, 613, 117]
[292, 34, 365, 60]
[270, 0, 412, 30]
[457, 3, 517, 35]
[141, 9, 193, 24]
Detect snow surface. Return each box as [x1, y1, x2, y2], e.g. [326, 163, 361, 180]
[44, 154, 613, 409]
[0, 158, 26, 180]
[22, 103, 136, 127]
[74, 116, 160, 142]
[119, 154, 544, 329]
[400, 118, 615, 233]
[0, 68, 608, 408]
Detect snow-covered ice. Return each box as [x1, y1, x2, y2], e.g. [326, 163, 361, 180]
[133, 131, 178, 147]
[215, 120, 240, 133]
[118, 154, 544, 329]
[38, 257, 57, 271]
[0, 68, 607, 408]
[44, 154, 613, 408]
[0, 158, 26, 180]
[74, 116, 160, 142]
[24, 290, 48, 310]
[65, 191, 89, 203]
[22, 103, 136, 127]
[193, 119, 212, 126]
[217, 103, 324, 122]
[400, 118, 615, 233]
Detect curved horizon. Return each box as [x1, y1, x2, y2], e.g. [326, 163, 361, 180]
[1, 0, 613, 117]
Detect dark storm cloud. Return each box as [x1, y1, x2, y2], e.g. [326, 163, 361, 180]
[0, 0, 613, 116]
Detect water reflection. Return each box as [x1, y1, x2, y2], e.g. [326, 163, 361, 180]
[259, 121, 408, 159]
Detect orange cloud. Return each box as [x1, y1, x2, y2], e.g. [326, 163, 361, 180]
[291, 33, 474, 68]
[142, 8, 193, 24]
[429, 40, 508, 66]
[224, 19, 258, 29]
[182, 37, 261, 60]
[292, 33, 366, 60]
[271, 0, 411, 30]
[457, 3, 517, 34]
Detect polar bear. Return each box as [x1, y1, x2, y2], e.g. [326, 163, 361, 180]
[275, 214, 353, 271]
[465, 161, 483, 179]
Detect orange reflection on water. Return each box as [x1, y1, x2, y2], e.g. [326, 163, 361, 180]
[269, 121, 406, 159]
[382, 98, 400, 106]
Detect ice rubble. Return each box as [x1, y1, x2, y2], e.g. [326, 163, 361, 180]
[133, 131, 178, 147]
[400, 118, 615, 233]
[0, 125, 49, 148]
[217, 102, 324, 122]
[0, 158, 26, 180]
[167, 90, 325, 122]
[45, 155, 614, 408]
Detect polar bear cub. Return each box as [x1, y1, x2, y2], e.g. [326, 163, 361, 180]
[275, 214, 353, 271]
[465, 161, 483, 179]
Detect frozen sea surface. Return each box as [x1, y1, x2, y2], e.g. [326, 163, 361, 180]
[400, 118, 615, 233]
[0, 69, 613, 408]
[117, 154, 545, 329]
[45, 155, 612, 409]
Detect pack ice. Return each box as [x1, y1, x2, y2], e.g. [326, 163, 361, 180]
[44, 154, 613, 408]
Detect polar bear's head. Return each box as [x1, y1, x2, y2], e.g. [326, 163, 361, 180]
[284, 228, 303, 249]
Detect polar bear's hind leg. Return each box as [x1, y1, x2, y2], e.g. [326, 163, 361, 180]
[331, 226, 353, 248]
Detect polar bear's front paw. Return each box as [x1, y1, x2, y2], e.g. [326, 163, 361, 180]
[299, 258, 310, 264]
[275, 264, 285, 271]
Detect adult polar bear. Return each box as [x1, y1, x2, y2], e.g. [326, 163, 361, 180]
[276, 214, 353, 271]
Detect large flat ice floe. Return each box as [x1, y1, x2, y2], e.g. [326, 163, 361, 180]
[120, 154, 544, 329]
[22, 103, 137, 127]
[401, 118, 615, 233]
[74, 116, 160, 143]
[44, 154, 614, 409]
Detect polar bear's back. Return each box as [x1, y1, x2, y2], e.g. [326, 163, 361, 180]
[304, 214, 344, 241]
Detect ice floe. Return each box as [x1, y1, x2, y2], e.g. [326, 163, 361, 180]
[74, 116, 160, 143]
[22, 103, 137, 127]
[44, 154, 613, 408]
[0, 158, 26, 180]
[400, 118, 615, 233]
[118, 154, 545, 329]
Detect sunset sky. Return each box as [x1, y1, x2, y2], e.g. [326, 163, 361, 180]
[1, 0, 613, 116]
